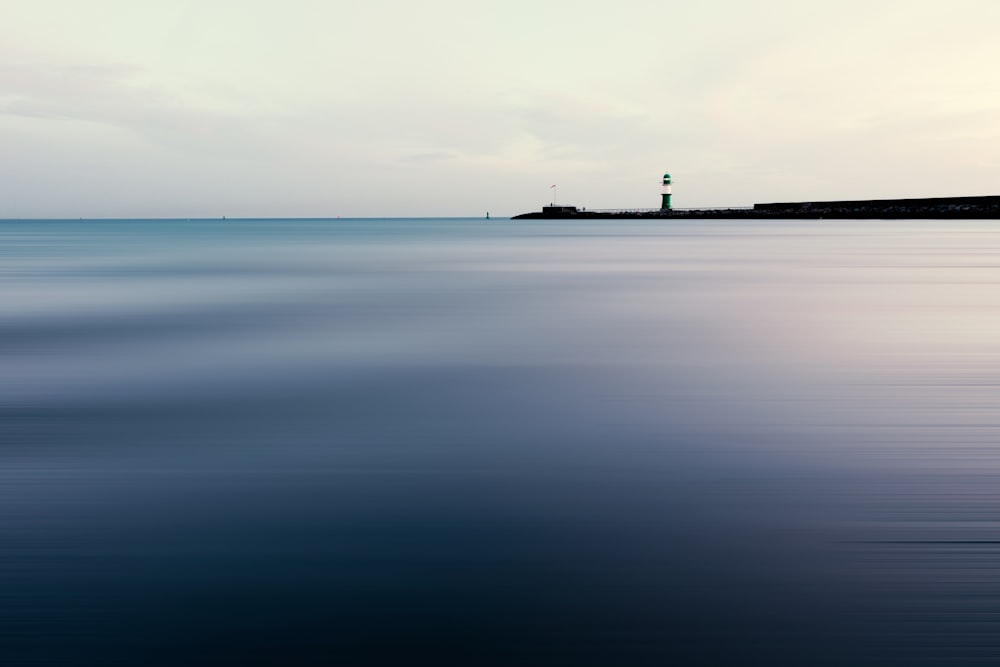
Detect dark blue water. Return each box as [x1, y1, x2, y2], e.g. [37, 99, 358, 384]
[6, 217, 1000, 665]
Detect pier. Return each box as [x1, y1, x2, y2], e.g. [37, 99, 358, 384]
[513, 196, 1000, 220]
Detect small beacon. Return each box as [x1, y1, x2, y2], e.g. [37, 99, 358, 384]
[661, 173, 672, 210]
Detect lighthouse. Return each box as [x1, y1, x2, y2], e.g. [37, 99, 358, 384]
[661, 173, 672, 210]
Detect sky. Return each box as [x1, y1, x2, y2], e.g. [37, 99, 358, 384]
[2, 0, 1000, 217]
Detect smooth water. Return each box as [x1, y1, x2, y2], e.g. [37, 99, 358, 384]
[6, 217, 1000, 665]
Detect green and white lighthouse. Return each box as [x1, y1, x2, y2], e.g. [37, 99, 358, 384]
[661, 172, 672, 210]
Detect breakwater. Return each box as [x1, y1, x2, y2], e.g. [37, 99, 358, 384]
[513, 195, 1000, 219]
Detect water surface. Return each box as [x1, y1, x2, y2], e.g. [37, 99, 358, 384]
[5, 217, 1000, 665]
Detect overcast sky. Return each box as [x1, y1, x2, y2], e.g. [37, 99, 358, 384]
[3, 0, 1000, 217]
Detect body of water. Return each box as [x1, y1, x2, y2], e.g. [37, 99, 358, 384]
[6, 217, 1000, 665]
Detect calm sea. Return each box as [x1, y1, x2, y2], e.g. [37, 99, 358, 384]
[5, 217, 1000, 665]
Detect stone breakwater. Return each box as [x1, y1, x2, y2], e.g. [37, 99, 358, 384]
[512, 196, 1000, 219]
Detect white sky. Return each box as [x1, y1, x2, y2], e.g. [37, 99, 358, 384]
[2, 0, 1000, 217]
